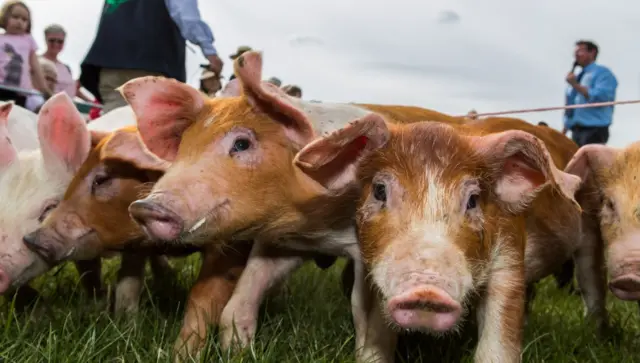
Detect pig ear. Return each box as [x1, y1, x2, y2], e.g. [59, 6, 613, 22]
[294, 113, 389, 191]
[90, 130, 111, 147]
[564, 144, 619, 184]
[0, 102, 12, 120]
[37, 93, 91, 174]
[100, 128, 170, 172]
[118, 76, 205, 162]
[234, 51, 315, 148]
[472, 130, 582, 212]
[0, 103, 17, 169]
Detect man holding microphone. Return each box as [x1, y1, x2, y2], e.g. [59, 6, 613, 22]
[562, 40, 618, 147]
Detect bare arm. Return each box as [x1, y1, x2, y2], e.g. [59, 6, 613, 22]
[75, 81, 95, 102]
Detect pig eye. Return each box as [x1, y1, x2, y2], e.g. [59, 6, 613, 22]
[372, 182, 387, 202]
[39, 202, 58, 223]
[230, 138, 251, 154]
[92, 173, 112, 193]
[466, 194, 479, 210]
[604, 197, 616, 213]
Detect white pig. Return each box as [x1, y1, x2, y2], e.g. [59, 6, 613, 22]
[0, 94, 135, 296]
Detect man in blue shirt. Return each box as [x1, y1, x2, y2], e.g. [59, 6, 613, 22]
[556, 39, 618, 294]
[562, 40, 618, 147]
[80, 0, 224, 113]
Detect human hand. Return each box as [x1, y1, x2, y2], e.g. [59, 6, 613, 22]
[565, 72, 578, 86]
[207, 54, 223, 75]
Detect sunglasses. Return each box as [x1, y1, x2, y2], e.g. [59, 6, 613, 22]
[47, 38, 64, 45]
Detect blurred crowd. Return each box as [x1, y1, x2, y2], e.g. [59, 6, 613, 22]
[0, 1, 303, 117]
[0, 0, 617, 150]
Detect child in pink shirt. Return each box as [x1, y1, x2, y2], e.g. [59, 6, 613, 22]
[0, 1, 52, 98]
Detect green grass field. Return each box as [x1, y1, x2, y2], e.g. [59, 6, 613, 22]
[1, 255, 638, 363]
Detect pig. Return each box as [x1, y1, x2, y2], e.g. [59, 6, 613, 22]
[0, 100, 39, 151]
[116, 51, 605, 359]
[21, 125, 341, 358]
[21, 125, 250, 355]
[291, 113, 583, 362]
[564, 142, 640, 303]
[0, 93, 149, 306]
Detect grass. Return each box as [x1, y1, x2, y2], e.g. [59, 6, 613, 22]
[0, 255, 639, 363]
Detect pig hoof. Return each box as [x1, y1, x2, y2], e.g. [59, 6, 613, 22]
[220, 322, 254, 351]
[173, 337, 203, 363]
[386, 285, 462, 332]
[609, 274, 640, 301]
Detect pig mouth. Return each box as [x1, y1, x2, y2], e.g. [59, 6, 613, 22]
[385, 285, 464, 334]
[23, 229, 95, 265]
[609, 273, 640, 301]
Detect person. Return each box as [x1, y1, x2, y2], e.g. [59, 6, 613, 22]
[199, 67, 222, 97]
[79, 0, 224, 113]
[282, 84, 302, 98]
[24, 56, 56, 112]
[537, 121, 549, 127]
[0, 0, 52, 107]
[265, 77, 281, 87]
[563, 40, 618, 147]
[40, 24, 95, 102]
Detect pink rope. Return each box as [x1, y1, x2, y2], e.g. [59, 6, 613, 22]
[462, 99, 640, 118]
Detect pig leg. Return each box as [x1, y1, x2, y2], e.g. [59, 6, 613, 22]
[474, 252, 525, 363]
[524, 283, 536, 326]
[219, 243, 305, 351]
[149, 255, 176, 283]
[356, 278, 397, 363]
[350, 257, 376, 358]
[74, 258, 104, 299]
[573, 218, 608, 333]
[114, 252, 146, 315]
[174, 242, 251, 362]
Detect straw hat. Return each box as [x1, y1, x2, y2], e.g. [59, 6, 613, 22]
[229, 45, 252, 60]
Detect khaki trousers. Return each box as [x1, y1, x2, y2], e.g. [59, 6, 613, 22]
[99, 68, 163, 113]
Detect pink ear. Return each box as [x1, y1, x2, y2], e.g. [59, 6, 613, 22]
[471, 130, 582, 211]
[564, 144, 619, 183]
[294, 113, 390, 191]
[219, 78, 241, 97]
[234, 51, 315, 148]
[37, 93, 91, 173]
[100, 127, 170, 172]
[0, 107, 16, 169]
[0, 102, 12, 122]
[118, 76, 205, 161]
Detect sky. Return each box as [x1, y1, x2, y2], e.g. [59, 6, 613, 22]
[24, 0, 640, 147]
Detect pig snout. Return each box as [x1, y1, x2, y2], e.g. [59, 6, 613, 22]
[129, 200, 184, 242]
[23, 230, 57, 264]
[609, 274, 640, 301]
[606, 232, 640, 301]
[0, 266, 10, 294]
[386, 285, 462, 332]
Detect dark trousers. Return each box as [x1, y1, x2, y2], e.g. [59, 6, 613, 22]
[571, 125, 609, 147]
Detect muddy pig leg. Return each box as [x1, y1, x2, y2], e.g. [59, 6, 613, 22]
[553, 259, 578, 294]
[114, 252, 146, 315]
[74, 258, 103, 299]
[573, 216, 608, 334]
